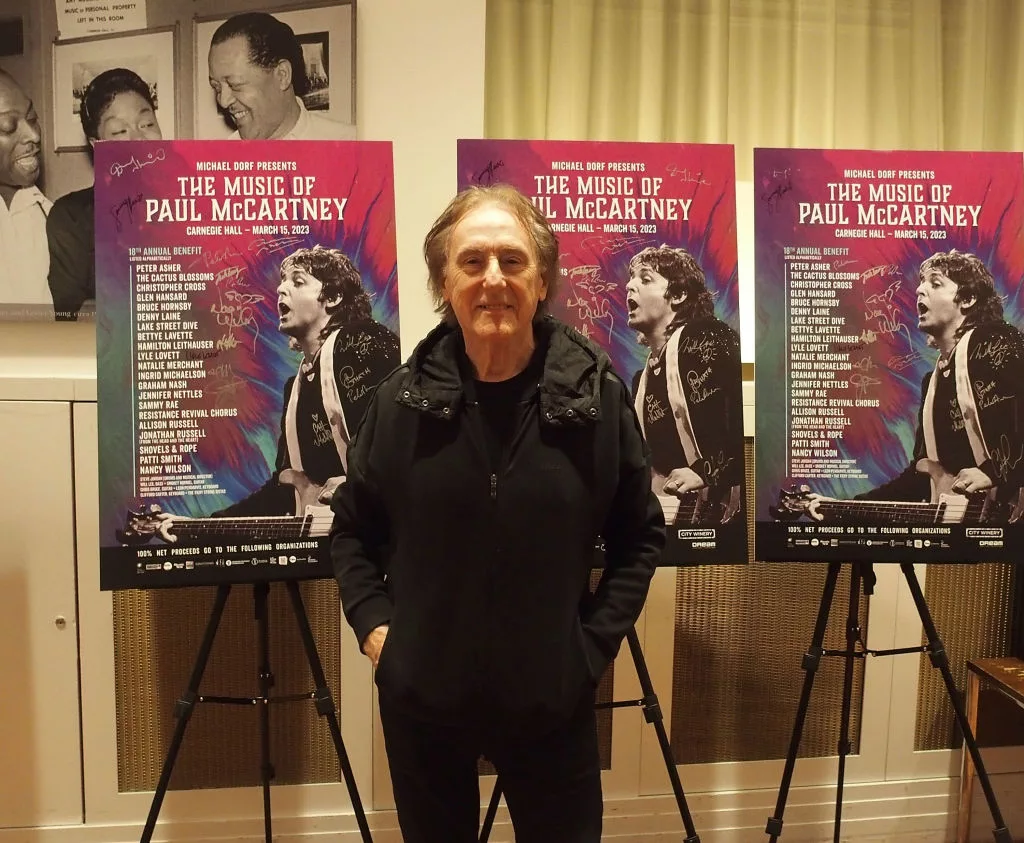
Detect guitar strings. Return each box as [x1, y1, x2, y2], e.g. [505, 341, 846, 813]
[816, 499, 988, 523]
[167, 514, 336, 538]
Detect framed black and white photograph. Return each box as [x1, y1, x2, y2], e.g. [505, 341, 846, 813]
[51, 27, 178, 152]
[193, 1, 355, 140]
[296, 30, 330, 111]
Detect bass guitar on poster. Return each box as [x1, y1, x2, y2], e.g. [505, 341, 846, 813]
[771, 458, 1024, 525]
[653, 470, 743, 526]
[117, 468, 334, 544]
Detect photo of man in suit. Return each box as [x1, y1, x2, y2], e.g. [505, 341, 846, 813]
[206, 12, 351, 140]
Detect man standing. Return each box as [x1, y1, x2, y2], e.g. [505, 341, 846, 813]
[625, 244, 744, 523]
[156, 245, 399, 535]
[0, 68, 51, 311]
[207, 12, 352, 141]
[331, 185, 663, 842]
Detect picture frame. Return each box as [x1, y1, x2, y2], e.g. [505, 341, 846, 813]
[193, 0, 355, 140]
[51, 26, 178, 152]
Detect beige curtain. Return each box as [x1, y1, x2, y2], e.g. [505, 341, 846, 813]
[485, 0, 1024, 179]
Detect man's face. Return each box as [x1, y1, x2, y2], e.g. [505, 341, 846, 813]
[208, 36, 292, 139]
[277, 265, 337, 338]
[0, 73, 42, 190]
[95, 91, 162, 142]
[916, 268, 971, 337]
[626, 263, 681, 335]
[443, 202, 548, 346]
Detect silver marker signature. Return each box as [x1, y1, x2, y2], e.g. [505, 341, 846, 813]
[249, 234, 304, 258]
[665, 165, 710, 185]
[850, 372, 881, 398]
[992, 434, 1024, 482]
[109, 147, 166, 178]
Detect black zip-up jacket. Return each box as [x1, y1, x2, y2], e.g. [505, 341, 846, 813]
[330, 316, 665, 730]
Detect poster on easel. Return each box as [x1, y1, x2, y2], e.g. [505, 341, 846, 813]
[458, 139, 747, 565]
[754, 148, 1024, 562]
[96, 140, 400, 589]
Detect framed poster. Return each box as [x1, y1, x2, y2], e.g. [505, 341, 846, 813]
[458, 139, 748, 565]
[193, 1, 355, 139]
[52, 26, 177, 151]
[95, 139, 400, 589]
[754, 149, 1024, 562]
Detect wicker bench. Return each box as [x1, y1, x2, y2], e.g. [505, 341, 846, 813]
[957, 657, 1024, 843]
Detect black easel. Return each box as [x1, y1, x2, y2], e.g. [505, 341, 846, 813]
[765, 561, 1013, 843]
[478, 625, 701, 843]
[139, 580, 373, 843]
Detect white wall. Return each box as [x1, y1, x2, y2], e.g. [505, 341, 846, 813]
[358, 0, 486, 354]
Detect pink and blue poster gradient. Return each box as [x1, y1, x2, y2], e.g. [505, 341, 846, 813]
[96, 140, 399, 589]
[754, 148, 1024, 562]
[458, 140, 747, 565]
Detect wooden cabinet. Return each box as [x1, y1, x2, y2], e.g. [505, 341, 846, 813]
[0, 401, 82, 828]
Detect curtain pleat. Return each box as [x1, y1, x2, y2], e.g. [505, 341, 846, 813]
[486, 0, 1024, 179]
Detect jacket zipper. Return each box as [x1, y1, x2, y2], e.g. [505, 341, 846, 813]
[490, 472, 497, 500]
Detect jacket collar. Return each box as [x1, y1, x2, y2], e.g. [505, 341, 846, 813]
[396, 315, 608, 426]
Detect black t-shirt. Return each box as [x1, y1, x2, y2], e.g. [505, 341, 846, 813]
[471, 350, 544, 471]
[292, 353, 347, 485]
[932, 360, 978, 475]
[641, 354, 688, 479]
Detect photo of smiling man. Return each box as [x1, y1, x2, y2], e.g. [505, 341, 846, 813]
[206, 12, 350, 141]
[0, 68, 51, 314]
[626, 245, 745, 527]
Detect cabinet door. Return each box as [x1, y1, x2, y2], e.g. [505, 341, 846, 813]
[74, 403, 375, 828]
[0, 401, 82, 827]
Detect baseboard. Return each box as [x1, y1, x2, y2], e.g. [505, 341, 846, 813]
[4, 773, 1021, 842]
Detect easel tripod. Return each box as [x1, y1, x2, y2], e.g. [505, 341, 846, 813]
[765, 560, 1012, 843]
[478, 624, 701, 843]
[139, 579, 373, 843]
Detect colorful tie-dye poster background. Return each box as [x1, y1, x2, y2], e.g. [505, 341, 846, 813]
[755, 148, 1024, 562]
[96, 140, 398, 589]
[458, 140, 747, 565]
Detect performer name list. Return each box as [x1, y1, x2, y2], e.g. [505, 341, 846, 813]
[786, 247, 869, 481]
[131, 246, 227, 498]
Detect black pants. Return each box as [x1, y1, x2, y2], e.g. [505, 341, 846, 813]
[379, 692, 602, 843]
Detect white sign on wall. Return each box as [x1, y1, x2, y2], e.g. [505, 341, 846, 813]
[55, 0, 147, 39]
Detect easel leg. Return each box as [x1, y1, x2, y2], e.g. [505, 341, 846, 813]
[833, 562, 863, 843]
[141, 583, 232, 843]
[479, 779, 502, 842]
[958, 669, 980, 843]
[625, 625, 701, 842]
[286, 580, 374, 843]
[900, 563, 1012, 843]
[766, 560, 842, 842]
[254, 583, 274, 843]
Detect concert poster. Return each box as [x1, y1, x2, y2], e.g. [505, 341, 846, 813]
[755, 148, 1024, 562]
[96, 140, 400, 589]
[458, 139, 747, 565]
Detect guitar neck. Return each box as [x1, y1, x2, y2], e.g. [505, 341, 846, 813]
[658, 494, 701, 524]
[817, 497, 983, 525]
[171, 514, 333, 541]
